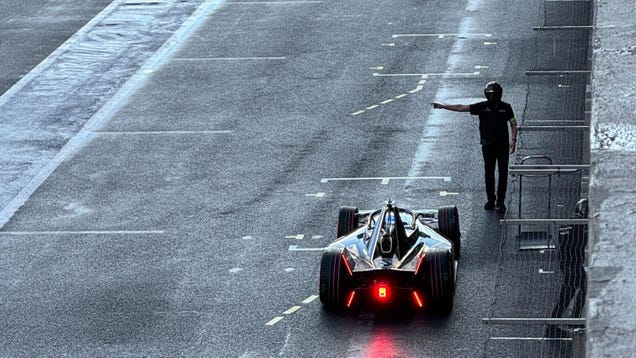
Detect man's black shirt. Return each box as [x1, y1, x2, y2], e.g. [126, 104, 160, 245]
[469, 101, 516, 145]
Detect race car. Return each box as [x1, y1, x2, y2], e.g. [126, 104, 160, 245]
[319, 200, 460, 313]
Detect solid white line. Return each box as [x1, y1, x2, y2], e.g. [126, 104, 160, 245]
[0, 230, 165, 235]
[395, 94, 408, 99]
[366, 104, 379, 110]
[321, 176, 451, 183]
[171, 57, 286, 61]
[288, 245, 325, 251]
[96, 130, 233, 135]
[351, 110, 365, 116]
[380, 99, 394, 105]
[227, 1, 321, 4]
[490, 337, 571, 341]
[392, 33, 492, 38]
[374, 72, 480, 77]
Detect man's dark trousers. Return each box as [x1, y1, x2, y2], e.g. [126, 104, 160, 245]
[481, 141, 509, 203]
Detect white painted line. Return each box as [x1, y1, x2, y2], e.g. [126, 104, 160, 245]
[285, 234, 305, 240]
[381, 178, 390, 185]
[228, 1, 321, 3]
[393, 33, 492, 38]
[96, 130, 233, 135]
[381, 43, 395, 47]
[366, 104, 379, 110]
[369, 66, 384, 70]
[305, 192, 325, 198]
[380, 99, 394, 105]
[302, 295, 319, 304]
[0, 230, 165, 235]
[490, 337, 571, 341]
[171, 57, 286, 61]
[475, 65, 490, 69]
[321, 176, 451, 183]
[439, 191, 459, 196]
[283, 306, 301, 315]
[351, 110, 365, 116]
[373, 72, 480, 77]
[395, 94, 408, 99]
[408, 85, 424, 94]
[288, 245, 325, 251]
[484, 41, 498, 45]
[539, 269, 555, 274]
[265, 316, 284, 326]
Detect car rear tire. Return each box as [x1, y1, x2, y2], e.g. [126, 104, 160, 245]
[424, 248, 455, 315]
[438, 205, 461, 259]
[337, 206, 359, 238]
[319, 249, 350, 309]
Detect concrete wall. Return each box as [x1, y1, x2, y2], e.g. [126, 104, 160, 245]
[588, 0, 636, 356]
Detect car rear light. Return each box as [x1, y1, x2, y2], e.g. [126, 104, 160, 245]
[346, 291, 356, 308]
[341, 254, 353, 276]
[414, 252, 425, 276]
[412, 291, 424, 308]
[375, 283, 389, 301]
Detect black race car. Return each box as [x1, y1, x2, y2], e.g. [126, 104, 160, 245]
[319, 200, 460, 313]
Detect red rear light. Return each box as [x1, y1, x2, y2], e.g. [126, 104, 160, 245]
[412, 291, 424, 308]
[341, 254, 353, 276]
[346, 291, 356, 308]
[414, 252, 425, 276]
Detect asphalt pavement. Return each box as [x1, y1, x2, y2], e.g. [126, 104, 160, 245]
[0, 0, 591, 356]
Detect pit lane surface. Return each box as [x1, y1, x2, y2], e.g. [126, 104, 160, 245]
[0, 0, 538, 356]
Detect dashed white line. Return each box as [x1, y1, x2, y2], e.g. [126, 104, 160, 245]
[265, 316, 284, 326]
[302, 295, 319, 304]
[283, 306, 301, 315]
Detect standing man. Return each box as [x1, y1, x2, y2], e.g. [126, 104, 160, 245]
[432, 81, 518, 213]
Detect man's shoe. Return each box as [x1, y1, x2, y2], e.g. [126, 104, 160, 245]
[495, 202, 506, 213]
[484, 200, 495, 210]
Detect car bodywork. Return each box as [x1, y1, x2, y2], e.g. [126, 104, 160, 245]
[319, 201, 460, 313]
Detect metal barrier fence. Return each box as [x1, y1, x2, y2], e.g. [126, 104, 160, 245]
[482, 0, 593, 357]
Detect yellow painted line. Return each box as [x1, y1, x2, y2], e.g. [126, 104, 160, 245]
[380, 99, 394, 105]
[266, 316, 284, 326]
[285, 234, 305, 240]
[283, 306, 302, 315]
[366, 104, 379, 110]
[302, 295, 319, 304]
[395, 94, 408, 99]
[351, 110, 365, 116]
